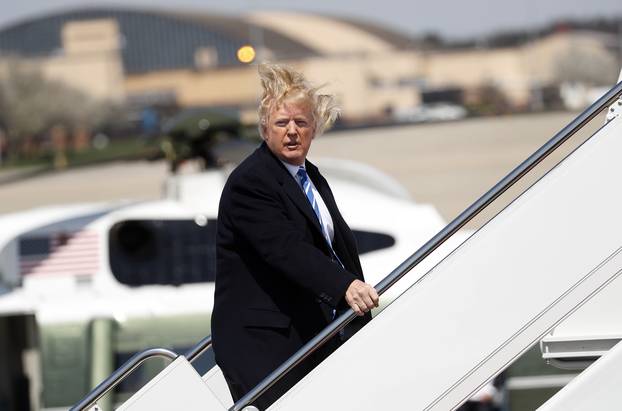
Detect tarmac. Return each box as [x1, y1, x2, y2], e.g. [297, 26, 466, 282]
[0, 110, 603, 222]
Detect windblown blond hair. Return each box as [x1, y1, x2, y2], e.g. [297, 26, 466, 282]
[258, 63, 340, 138]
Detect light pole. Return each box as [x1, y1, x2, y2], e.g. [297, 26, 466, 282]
[0, 129, 5, 167]
[246, 0, 265, 64]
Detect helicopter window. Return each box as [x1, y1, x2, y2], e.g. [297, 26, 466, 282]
[109, 219, 217, 286]
[352, 230, 395, 254]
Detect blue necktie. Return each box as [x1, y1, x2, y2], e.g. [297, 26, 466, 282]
[297, 167, 344, 267]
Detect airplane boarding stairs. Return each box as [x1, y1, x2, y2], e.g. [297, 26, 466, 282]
[538, 338, 622, 410]
[71, 80, 622, 411]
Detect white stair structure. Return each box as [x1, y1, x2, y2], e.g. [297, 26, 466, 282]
[534, 72, 622, 411]
[72, 80, 622, 411]
[541, 67, 622, 372]
[538, 341, 622, 411]
[116, 357, 226, 411]
[267, 112, 622, 411]
[540, 269, 622, 370]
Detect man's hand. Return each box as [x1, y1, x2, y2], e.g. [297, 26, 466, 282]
[345, 279, 379, 316]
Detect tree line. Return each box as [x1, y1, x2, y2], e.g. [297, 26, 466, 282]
[0, 59, 123, 167]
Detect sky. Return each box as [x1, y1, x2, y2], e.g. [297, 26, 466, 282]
[1, 0, 622, 39]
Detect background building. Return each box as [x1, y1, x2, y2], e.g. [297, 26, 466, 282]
[0, 7, 619, 125]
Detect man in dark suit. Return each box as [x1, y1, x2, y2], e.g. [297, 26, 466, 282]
[211, 64, 379, 409]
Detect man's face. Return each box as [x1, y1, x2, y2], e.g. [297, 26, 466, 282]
[264, 100, 315, 166]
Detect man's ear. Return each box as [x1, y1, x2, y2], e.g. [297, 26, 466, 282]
[260, 122, 268, 140]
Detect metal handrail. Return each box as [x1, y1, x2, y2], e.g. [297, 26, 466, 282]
[70, 348, 178, 411]
[232, 80, 622, 411]
[71, 335, 214, 411]
[185, 335, 213, 363]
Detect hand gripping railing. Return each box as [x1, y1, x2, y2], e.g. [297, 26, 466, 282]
[70, 336, 213, 411]
[231, 81, 622, 411]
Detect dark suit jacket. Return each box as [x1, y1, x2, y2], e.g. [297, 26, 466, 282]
[211, 142, 370, 408]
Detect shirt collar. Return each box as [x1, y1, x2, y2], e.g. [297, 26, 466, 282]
[280, 160, 305, 179]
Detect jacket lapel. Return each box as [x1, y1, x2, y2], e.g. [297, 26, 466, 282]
[306, 161, 360, 273]
[259, 144, 324, 237]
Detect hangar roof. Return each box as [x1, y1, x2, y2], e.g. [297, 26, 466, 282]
[0, 7, 414, 74]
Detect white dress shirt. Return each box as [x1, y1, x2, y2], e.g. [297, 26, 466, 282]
[280, 160, 335, 245]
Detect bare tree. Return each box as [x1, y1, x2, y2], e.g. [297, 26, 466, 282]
[0, 59, 122, 164]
